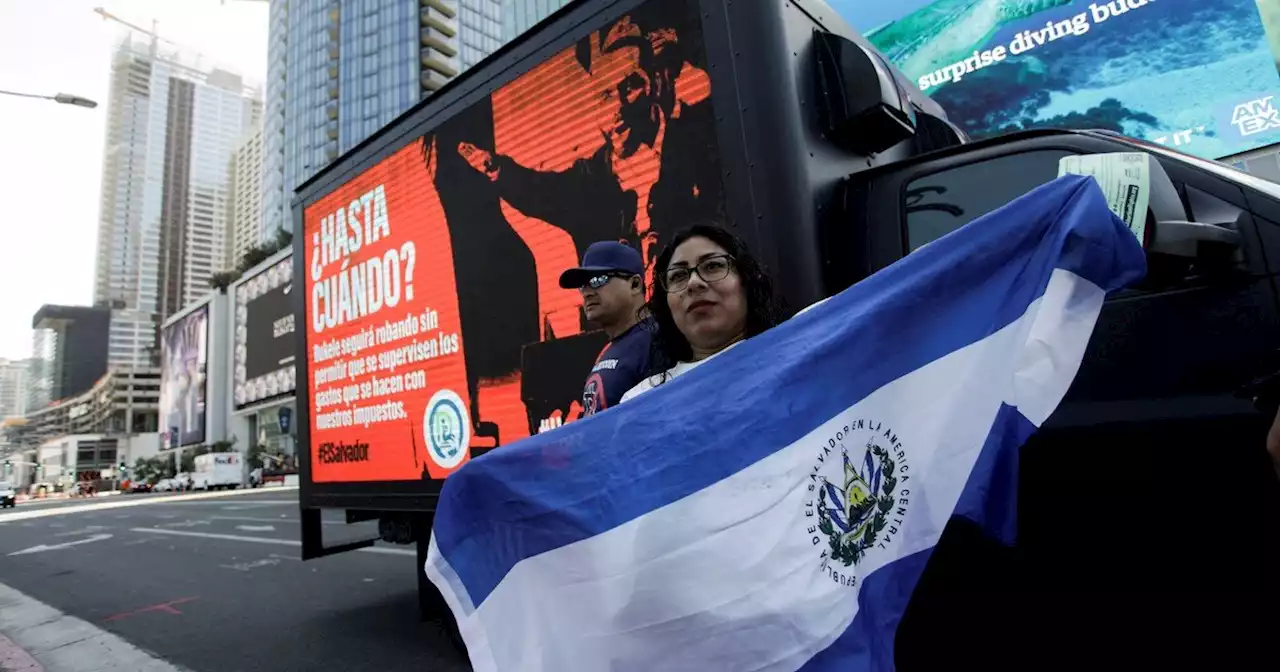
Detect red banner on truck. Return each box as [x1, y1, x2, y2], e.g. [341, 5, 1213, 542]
[304, 0, 724, 483]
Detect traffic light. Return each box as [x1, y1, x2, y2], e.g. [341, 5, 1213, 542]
[118, 461, 127, 474]
[35, 465, 44, 478]
[2, 459, 10, 476]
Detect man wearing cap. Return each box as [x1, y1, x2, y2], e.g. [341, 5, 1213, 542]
[559, 241, 653, 418]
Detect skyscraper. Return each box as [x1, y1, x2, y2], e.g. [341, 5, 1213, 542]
[261, 0, 504, 236]
[94, 37, 262, 368]
[501, 0, 569, 42]
[28, 305, 111, 406]
[229, 124, 266, 269]
[0, 359, 30, 420]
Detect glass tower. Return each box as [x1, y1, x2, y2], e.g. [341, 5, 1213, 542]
[501, 0, 569, 42]
[263, 0, 506, 237]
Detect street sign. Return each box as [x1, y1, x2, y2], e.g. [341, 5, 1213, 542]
[278, 407, 292, 434]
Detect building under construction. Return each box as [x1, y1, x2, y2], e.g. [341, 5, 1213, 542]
[92, 26, 263, 370]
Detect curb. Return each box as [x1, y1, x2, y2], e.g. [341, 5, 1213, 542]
[0, 631, 43, 671]
[0, 582, 183, 671]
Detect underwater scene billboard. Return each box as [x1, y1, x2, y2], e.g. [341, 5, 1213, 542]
[836, 0, 1280, 160]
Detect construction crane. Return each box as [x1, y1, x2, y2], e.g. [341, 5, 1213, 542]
[93, 6, 209, 76]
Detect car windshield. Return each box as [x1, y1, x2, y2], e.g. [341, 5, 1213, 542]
[0, 482, 12, 490]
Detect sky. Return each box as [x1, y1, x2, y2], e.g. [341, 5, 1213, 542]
[0, 0, 268, 361]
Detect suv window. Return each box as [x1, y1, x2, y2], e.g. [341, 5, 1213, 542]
[904, 150, 1076, 250]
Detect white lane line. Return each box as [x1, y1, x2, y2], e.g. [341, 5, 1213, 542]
[167, 496, 296, 501]
[235, 525, 275, 532]
[0, 488, 299, 524]
[0, 581, 184, 671]
[209, 515, 342, 526]
[128, 528, 417, 557]
[8, 534, 114, 557]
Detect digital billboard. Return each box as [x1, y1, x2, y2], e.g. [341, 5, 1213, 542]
[160, 306, 209, 450]
[235, 256, 297, 409]
[303, 0, 724, 483]
[837, 0, 1280, 160]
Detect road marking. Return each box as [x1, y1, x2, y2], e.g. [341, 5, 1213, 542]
[216, 502, 296, 510]
[102, 597, 199, 623]
[210, 515, 341, 526]
[235, 525, 275, 532]
[156, 520, 210, 529]
[220, 558, 280, 572]
[359, 546, 417, 557]
[0, 487, 298, 524]
[53, 525, 108, 537]
[7, 534, 114, 557]
[129, 528, 417, 556]
[0, 581, 183, 670]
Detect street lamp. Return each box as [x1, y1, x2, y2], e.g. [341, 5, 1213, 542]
[0, 89, 98, 109]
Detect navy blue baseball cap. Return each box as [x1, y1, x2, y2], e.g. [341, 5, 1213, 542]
[558, 241, 645, 289]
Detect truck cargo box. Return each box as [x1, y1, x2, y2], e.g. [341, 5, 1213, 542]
[293, 0, 954, 512]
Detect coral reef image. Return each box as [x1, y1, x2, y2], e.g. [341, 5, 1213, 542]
[834, 0, 1280, 159]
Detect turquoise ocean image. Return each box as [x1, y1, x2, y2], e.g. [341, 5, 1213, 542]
[832, 0, 1280, 159]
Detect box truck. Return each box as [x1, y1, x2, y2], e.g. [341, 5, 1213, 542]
[293, 0, 1279, 662]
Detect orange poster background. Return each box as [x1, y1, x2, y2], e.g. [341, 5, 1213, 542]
[302, 0, 722, 484]
[304, 140, 472, 482]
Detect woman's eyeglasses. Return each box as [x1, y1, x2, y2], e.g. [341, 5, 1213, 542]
[661, 255, 734, 293]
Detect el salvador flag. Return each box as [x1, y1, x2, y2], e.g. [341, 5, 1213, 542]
[425, 175, 1147, 671]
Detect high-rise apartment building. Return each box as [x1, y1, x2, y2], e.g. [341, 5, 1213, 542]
[28, 305, 111, 408]
[501, 0, 569, 42]
[0, 359, 30, 420]
[229, 124, 266, 269]
[261, 0, 504, 235]
[94, 37, 262, 368]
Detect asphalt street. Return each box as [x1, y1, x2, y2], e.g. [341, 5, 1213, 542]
[0, 489, 469, 672]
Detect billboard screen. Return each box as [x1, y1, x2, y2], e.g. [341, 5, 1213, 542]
[235, 256, 297, 409]
[839, 0, 1280, 159]
[303, 0, 724, 483]
[160, 306, 209, 450]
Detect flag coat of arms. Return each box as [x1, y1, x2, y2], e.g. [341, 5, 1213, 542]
[425, 175, 1147, 671]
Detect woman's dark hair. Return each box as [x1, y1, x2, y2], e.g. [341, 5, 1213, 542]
[642, 224, 785, 381]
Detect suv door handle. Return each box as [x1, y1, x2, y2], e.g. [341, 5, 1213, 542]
[1237, 367, 1280, 416]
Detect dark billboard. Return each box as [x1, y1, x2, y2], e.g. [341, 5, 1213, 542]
[160, 306, 208, 450]
[302, 0, 724, 482]
[235, 256, 297, 409]
[841, 0, 1280, 160]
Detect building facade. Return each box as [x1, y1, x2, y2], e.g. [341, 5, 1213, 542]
[29, 305, 111, 408]
[94, 37, 262, 369]
[501, 0, 569, 42]
[229, 124, 266, 269]
[0, 359, 30, 420]
[5, 367, 160, 462]
[262, 0, 503, 236]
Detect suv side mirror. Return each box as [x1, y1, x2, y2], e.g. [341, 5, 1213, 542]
[813, 32, 916, 155]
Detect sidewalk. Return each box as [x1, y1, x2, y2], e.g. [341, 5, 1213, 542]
[0, 583, 181, 672]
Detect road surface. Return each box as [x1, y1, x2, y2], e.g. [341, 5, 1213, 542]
[0, 488, 469, 671]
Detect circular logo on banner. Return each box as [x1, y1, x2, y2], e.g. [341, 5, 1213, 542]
[425, 389, 470, 469]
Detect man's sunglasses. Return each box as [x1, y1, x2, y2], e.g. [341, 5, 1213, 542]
[584, 272, 635, 290]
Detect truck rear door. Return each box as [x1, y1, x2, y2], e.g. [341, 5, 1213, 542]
[841, 130, 1280, 664]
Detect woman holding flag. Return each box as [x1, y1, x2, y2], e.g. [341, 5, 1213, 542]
[621, 223, 786, 401]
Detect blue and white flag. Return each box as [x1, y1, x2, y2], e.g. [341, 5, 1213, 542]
[425, 175, 1147, 671]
